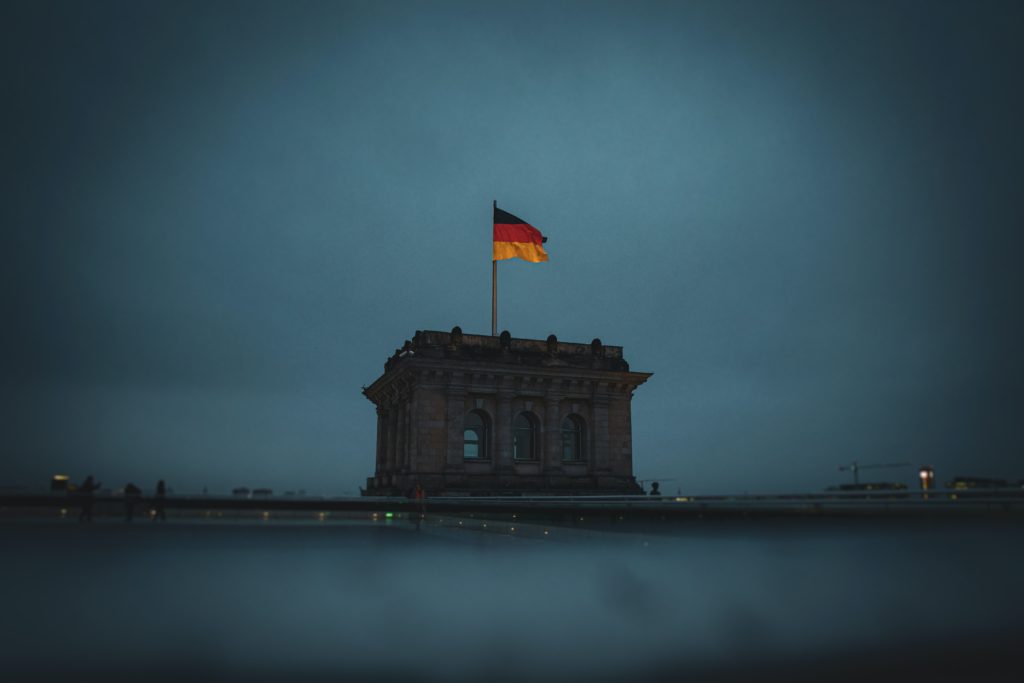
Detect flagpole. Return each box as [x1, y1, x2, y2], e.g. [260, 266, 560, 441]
[491, 200, 497, 336]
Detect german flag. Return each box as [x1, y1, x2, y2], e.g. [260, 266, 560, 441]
[493, 206, 548, 263]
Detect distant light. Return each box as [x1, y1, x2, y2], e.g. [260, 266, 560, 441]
[53, 475, 69, 481]
[385, 512, 394, 519]
[675, 497, 690, 502]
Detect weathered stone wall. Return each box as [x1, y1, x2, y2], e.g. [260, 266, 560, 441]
[413, 385, 447, 472]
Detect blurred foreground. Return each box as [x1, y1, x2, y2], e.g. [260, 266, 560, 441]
[1, 516, 1021, 682]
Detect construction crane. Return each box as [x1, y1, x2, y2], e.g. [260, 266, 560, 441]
[837, 461, 912, 485]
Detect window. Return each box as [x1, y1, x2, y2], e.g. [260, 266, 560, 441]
[562, 415, 585, 461]
[512, 412, 538, 461]
[463, 410, 490, 460]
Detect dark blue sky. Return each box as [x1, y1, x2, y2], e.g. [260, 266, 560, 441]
[3, 0, 1022, 494]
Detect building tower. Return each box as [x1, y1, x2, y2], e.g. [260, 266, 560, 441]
[362, 327, 651, 496]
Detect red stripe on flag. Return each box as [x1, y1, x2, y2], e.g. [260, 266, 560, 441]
[494, 223, 544, 245]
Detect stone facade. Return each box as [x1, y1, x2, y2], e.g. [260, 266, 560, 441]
[361, 328, 652, 496]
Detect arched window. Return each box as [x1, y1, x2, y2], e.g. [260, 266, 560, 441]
[562, 415, 585, 462]
[512, 412, 538, 461]
[463, 410, 490, 460]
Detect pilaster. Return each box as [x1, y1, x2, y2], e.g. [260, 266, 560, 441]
[592, 381, 611, 472]
[544, 388, 562, 471]
[445, 383, 467, 470]
[496, 377, 514, 469]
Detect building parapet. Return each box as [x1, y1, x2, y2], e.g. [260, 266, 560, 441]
[382, 327, 628, 374]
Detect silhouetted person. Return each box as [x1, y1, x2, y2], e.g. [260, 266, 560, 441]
[153, 480, 167, 522]
[123, 483, 141, 521]
[409, 481, 426, 531]
[77, 475, 101, 522]
[649, 481, 662, 498]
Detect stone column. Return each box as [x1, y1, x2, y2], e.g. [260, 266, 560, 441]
[386, 403, 398, 475]
[495, 385, 514, 470]
[544, 390, 562, 472]
[620, 390, 634, 474]
[395, 399, 407, 472]
[445, 388, 467, 470]
[592, 382, 611, 473]
[401, 393, 413, 473]
[375, 406, 386, 475]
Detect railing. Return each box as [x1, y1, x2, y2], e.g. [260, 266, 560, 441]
[2, 486, 1023, 522]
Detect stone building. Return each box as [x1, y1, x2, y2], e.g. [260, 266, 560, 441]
[362, 328, 651, 496]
